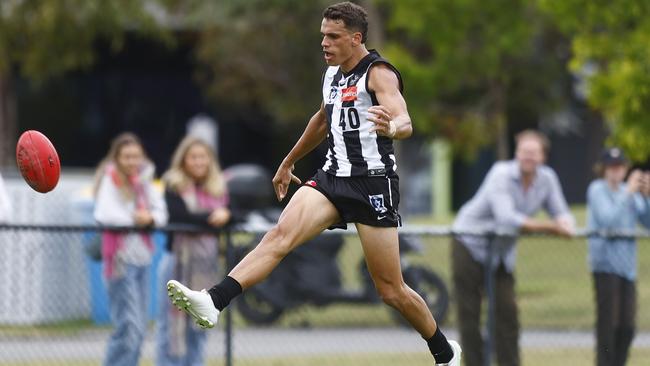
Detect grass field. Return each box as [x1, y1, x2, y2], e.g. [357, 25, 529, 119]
[6, 348, 650, 366]
[260, 232, 650, 331]
[229, 348, 650, 366]
[4, 206, 650, 365]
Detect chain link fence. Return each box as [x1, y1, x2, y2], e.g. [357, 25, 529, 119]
[1, 222, 649, 366]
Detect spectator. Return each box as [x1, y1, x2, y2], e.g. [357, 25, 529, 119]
[0, 171, 11, 223]
[587, 147, 650, 366]
[93, 132, 168, 366]
[451, 129, 575, 366]
[156, 136, 230, 366]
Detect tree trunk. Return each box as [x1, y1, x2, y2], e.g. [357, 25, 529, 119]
[361, 0, 384, 48]
[495, 113, 509, 160]
[491, 81, 509, 160]
[0, 74, 17, 167]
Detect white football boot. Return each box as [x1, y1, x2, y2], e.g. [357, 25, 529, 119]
[167, 280, 220, 329]
[437, 340, 462, 366]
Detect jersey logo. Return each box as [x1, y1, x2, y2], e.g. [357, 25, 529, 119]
[326, 86, 338, 104]
[369, 194, 388, 214]
[342, 86, 357, 102]
[305, 180, 317, 187]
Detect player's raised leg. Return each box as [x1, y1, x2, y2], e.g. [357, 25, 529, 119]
[356, 224, 461, 365]
[168, 186, 340, 328]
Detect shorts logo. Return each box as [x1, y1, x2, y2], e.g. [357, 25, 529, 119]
[369, 194, 387, 214]
[305, 180, 317, 187]
[341, 86, 357, 102]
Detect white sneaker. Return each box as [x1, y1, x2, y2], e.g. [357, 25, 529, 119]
[167, 280, 220, 329]
[437, 340, 462, 366]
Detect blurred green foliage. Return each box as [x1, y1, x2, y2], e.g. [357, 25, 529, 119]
[0, 0, 649, 162]
[0, 0, 175, 164]
[539, 0, 650, 162]
[188, 0, 571, 160]
[0, 0, 173, 81]
[191, 0, 331, 127]
[378, 0, 569, 159]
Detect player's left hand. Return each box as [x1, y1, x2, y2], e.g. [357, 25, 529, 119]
[272, 163, 302, 202]
[368, 105, 396, 138]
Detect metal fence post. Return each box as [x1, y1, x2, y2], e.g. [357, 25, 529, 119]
[483, 234, 496, 366]
[225, 228, 233, 366]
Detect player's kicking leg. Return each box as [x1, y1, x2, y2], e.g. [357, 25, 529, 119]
[168, 186, 340, 328]
[356, 224, 461, 365]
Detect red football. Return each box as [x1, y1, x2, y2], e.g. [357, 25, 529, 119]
[15, 130, 61, 193]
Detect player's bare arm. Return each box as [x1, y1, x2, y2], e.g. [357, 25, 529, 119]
[367, 64, 412, 140]
[273, 103, 329, 201]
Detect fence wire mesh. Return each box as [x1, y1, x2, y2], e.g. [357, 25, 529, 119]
[0, 225, 649, 366]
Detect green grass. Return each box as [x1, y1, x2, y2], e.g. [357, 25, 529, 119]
[6, 205, 650, 365]
[230, 348, 650, 366]
[240, 235, 607, 331]
[0, 319, 106, 337]
[6, 347, 650, 366]
[5, 205, 642, 332]
[522, 347, 650, 366]
[268, 204, 650, 331]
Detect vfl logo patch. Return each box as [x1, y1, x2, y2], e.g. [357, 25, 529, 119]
[341, 86, 357, 102]
[369, 194, 388, 214]
[305, 180, 317, 187]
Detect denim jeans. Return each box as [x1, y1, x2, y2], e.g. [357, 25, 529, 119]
[156, 253, 208, 366]
[104, 264, 150, 366]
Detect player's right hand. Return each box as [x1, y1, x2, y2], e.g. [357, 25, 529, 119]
[272, 163, 301, 201]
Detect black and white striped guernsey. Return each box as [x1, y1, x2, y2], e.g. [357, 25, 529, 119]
[321, 50, 404, 177]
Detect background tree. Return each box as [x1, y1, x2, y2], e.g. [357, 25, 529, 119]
[539, 0, 650, 162]
[378, 0, 570, 159]
[0, 0, 172, 165]
[190, 0, 573, 162]
[192, 0, 330, 127]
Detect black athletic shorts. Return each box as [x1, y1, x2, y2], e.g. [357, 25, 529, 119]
[303, 169, 401, 229]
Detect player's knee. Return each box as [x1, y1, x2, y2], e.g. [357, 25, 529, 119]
[261, 225, 294, 259]
[376, 282, 408, 309]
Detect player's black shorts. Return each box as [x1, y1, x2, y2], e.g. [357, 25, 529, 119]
[303, 169, 401, 229]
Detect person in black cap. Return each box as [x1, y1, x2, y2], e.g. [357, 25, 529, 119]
[587, 147, 650, 366]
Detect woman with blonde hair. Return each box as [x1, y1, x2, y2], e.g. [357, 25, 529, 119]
[93, 132, 168, 366]
[156, 136, 230, 366]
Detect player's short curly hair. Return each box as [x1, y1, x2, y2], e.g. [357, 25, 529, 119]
[323, 2, 368, 43]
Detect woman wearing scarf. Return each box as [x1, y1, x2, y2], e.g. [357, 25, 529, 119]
[94, 132, 168, 366]
[156, 136, 230, 366]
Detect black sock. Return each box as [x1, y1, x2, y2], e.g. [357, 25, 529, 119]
[207, 276, 243, 311]
[426, 327, 454, 363]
